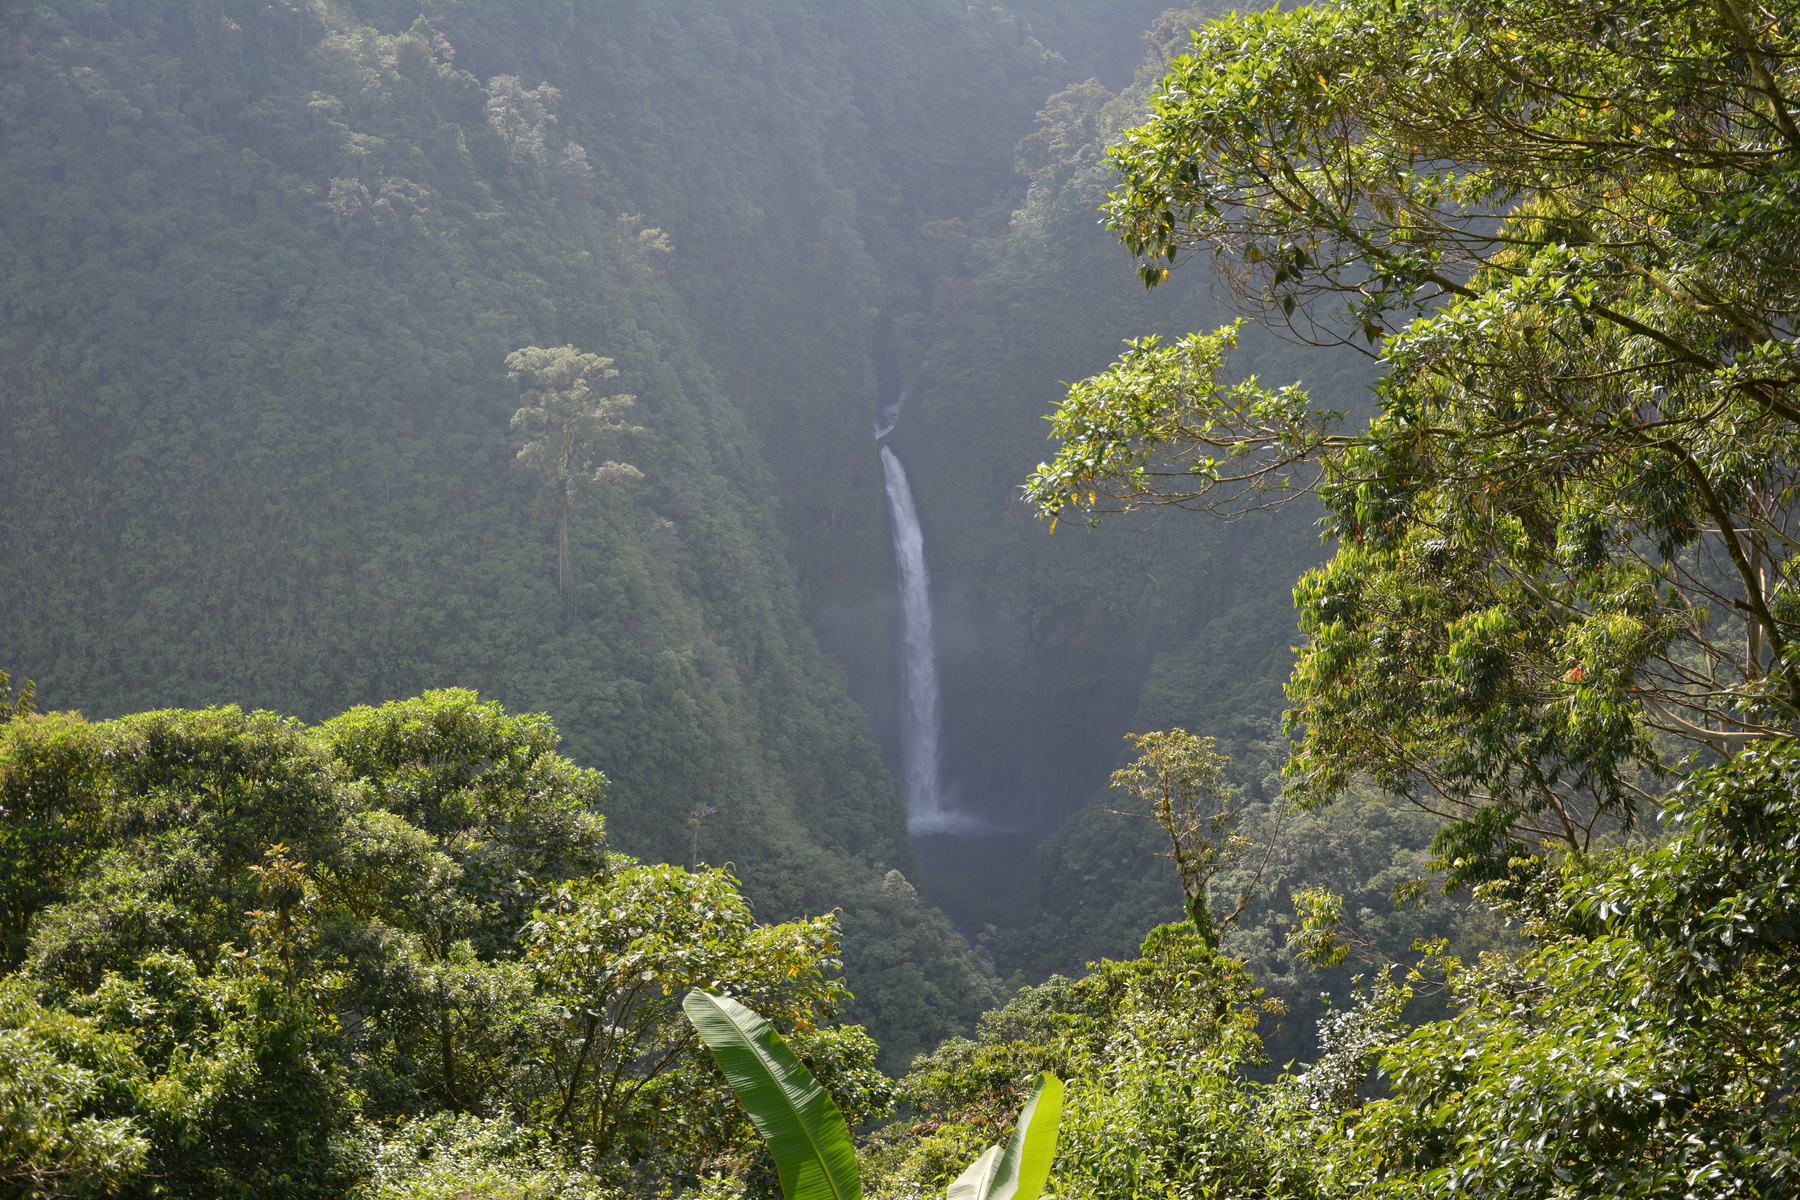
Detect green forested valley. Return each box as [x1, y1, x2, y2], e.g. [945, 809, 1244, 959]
[3, 0, 1798, 1197]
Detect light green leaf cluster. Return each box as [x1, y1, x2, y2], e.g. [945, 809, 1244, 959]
[0, 689, 888, 1197]
[1038, 0, 1800, 878]
[354, 1113, 620, 1200]
[1027, 324, 1346, 527]
[0, 981, 147, 1200]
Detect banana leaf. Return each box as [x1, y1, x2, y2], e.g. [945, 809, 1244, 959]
[683, 989, 861, 1200]
[947, 1145, 1004, 1200]
[947, 1073, 1063, 1200]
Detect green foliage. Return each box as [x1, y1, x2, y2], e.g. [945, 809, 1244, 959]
[1016, 705, 1503, 1069]
[1046, 0, 1800, 880]
[1325, 743, 1800, 1198]
[77, 952, 355, 1200]
[0, 980, 147, 1200]
[1109, 729, 1249, 941]
[874, 742, 1800, 1197]
[984, 11, 1800, 1191]
[1026, 324, 1342, 525]
[942, 1072, 1060, 1200]
[4, 691, 609, 990]
[0, 688, 894, 1196]
[354, 1113, 616, 1200]
[0, 689, 607, 1193]
[929, 1, 1800, 1191]
[527, 867, 871, 1166]
[0, 672, 32, 726]
[506, 345, 643, 620]
[1288, 886, 1352, 970]
[864, 921, 1271, 1198]
[687, 994, 1062, 1200]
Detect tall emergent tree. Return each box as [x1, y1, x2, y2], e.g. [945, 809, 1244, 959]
[485, 75, 560, 168]
[508, 345, 643, 621]
[1029, 0, 1800, 881]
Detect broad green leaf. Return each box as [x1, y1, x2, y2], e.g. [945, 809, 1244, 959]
[947, 1073, 1064, 1200]
[683, 989, 860, 1200]
[947, 1145, 1003, 1200]
[992, 1072, 1063, 1200]
[993, 1072, 1058, 1200]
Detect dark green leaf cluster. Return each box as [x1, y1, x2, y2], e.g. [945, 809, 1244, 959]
[869, 742, 1800, 1197]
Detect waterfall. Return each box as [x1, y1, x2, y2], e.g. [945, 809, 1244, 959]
[879, 444, 954, 831]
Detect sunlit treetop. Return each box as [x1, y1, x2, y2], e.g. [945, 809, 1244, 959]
[1029, 0, 1800, 878]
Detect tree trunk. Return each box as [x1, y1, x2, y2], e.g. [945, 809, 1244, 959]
[558, 494, 573, 622]
[439, 978, 457, 1109]
[1748, 539, 1764, 680]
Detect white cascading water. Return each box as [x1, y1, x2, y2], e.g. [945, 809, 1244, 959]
[878, 443, 953, 831]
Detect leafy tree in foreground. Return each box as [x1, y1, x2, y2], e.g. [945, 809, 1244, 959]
[1332, 743, 1800, 1197]
[0, 981, 146, 1199]
[526, 866, 887, 1169]
[862, 920, 1280, 1198]
[0, 690, 883, 1198]
[868, 740, 1800, 1198]
[1028, 0, 1800, 879]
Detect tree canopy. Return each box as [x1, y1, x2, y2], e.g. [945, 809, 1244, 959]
[0, 690, 890, 1198]
[1030, 0, 1800, 879]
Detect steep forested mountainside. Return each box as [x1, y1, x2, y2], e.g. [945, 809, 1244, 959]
[762, 7, 1358, 863]
[892, 83, 1347, 838]
[0, 0, 1165, 1065]
[0, 0, 1424, 1066]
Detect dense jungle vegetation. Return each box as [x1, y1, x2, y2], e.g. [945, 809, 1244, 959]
[0, 0, 1186, 1073]
[4, 0, 1799, 1197]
